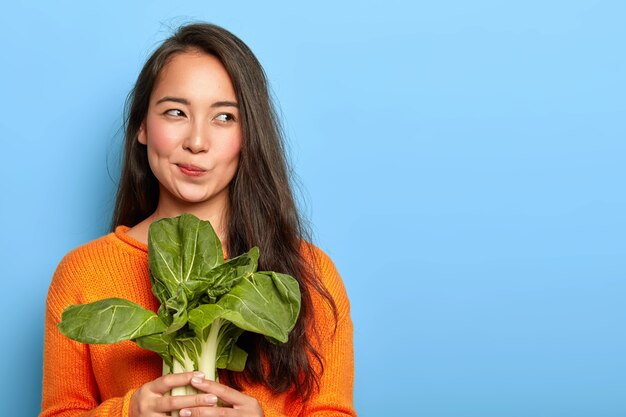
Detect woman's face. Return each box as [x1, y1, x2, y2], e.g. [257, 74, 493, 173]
[139, 50, 242, 216]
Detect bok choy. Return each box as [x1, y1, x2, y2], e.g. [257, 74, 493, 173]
[58, 213, 301, 395]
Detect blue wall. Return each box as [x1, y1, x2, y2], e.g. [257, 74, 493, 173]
[1, 1, 624, 416]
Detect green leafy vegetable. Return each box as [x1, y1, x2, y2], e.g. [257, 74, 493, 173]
[58, 213, 301, 396]
[59, 298, 167, 344]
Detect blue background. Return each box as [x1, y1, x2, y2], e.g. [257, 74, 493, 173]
[1, 1, 625, 416]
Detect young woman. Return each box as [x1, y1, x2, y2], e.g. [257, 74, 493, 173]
[40, 23, 355, 417]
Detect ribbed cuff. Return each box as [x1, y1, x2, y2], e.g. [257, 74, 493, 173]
[121, 388, 137, 417]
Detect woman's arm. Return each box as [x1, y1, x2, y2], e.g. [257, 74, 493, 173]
[40, 283, 133, 417]
[303, 311, 356, 416]
[40, 251, 142, 417]
[301, 247, 357, 417]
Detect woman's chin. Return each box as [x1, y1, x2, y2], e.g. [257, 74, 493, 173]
[164, 189, 228, 211]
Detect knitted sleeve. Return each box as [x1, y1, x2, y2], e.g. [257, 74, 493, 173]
[301, 246, 357, 417]
[39, 250, 136, 417]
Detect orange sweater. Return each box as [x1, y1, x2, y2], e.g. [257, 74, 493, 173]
[41, 227, 355, 417]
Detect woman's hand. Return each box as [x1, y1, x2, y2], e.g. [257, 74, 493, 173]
[129, 371, 263, 417]
[130, 371, 218, 417]
[178, 376, 264, 417]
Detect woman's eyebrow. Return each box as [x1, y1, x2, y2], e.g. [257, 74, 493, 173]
[211, 100, 239, 108]
[156, 96, 190, 105]
[155, 97, 238, 108]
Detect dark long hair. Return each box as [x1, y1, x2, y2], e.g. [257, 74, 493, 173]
[111, 23, 336, 398]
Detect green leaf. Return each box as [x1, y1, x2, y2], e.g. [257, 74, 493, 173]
[58, 298, 166, 344]
[217, 272, 301, 344]
[163, 287, 189, 335]
[186, 247, 259, 304]
[188, 304, 226, 340]
[189, 308, 247, 372]
[135, 332, 175, 368]
[224, 343, 248, 372]
[215, 323, 246, 370]
[205, 247, 259, 299]
[148, 214, 224, 302]
[170, 336, 202, 371]
[150, 275, 170, 305]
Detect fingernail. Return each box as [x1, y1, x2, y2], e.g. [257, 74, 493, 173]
[203, 394, 218, 405]
[191, 371, 205, 384]
[180, 409, 191, 417]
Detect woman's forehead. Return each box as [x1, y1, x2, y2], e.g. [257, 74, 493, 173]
[152, 51, 237, 104]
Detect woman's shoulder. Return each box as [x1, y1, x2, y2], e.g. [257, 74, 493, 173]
[48, 228, 148, 300]
[301, 243, 340, 281]
[55, 232, 114, 274]
[56, 227, 145, 270]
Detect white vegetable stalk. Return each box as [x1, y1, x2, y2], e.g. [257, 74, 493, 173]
[169, 351, 196, 417]
[199, 318, 223, 382]
[167, 319, 224, 416]
[172, 352, 194, 396]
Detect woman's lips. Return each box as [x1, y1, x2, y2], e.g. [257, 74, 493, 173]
[177, 164, 207, 177]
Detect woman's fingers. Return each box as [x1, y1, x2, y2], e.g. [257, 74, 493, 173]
[153, 392, 218, 413]
[190, 378, 255, 406]
[179, 407, 238, 417]
[131, 373, 262, 416]
[184, 378, 264, 416]
[150, 371, 205, 395]
[131, 371, 219, 416]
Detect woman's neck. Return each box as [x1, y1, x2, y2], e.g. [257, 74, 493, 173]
[125, 200, 230, 246]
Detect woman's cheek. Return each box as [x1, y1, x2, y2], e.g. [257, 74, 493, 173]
[225, 133, 243, 158]
[146, 117, 185, 151]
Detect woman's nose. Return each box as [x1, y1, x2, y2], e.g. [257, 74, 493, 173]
[183, 120, 210, 153]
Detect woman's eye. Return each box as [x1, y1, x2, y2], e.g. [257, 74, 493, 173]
[215, 113, 236, 123]
[165, 109, 185, 117]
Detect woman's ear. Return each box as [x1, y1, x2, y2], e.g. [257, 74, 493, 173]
[138, 122, 147, 145]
